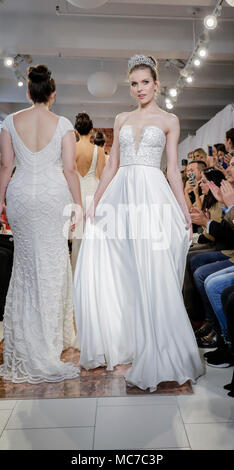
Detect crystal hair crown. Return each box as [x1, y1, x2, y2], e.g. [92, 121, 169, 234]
[128, 55, 155, 71]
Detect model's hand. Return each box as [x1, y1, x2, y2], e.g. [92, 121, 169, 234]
[184, 212, 193, 240]
[70, 204, 83, 231]
[220, 180, 234, 207]
[85, 199, 97, 224]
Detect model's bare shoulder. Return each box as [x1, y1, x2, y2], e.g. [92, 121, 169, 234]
[167, 112, 180, 131]
[115, 112, 131, 129]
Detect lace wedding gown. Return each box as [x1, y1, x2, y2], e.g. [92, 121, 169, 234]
[71, 145, 99, 274]
[73, 125, 204, 392]
[0, 114, 80, 383]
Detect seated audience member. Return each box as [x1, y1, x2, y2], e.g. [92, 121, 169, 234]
[213, 143, 228, 170]
[190, 167, 225, 246]
[187, 151, 194, 162]
[184, 160, 207, 231]
[225, 128, 234, 159]
[213, 143, 226, 160]
[222, 285, 234, 397]
[189, 166, 234, 348]
[0, 206, 13, 322]
[181, 159, 188, 187]
[193, 148, 207, 164]
[183, 168, 225, 328]
[204, 266, 234, 367]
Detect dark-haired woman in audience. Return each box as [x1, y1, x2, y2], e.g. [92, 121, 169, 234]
[71, 113, 105, 273]
[0, 64, 82, 383]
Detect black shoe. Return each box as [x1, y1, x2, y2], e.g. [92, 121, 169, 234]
[226, 372, 234, 397]
[197, 331, 218, 348]
[195, 322, 213, 339]
[204, 337, 227, 358]
[206, 348, 234, 368]
[224, 383, 232, 391]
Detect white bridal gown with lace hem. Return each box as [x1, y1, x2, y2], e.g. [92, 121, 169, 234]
[0, 113, 80, 384]
[74, 124, 204, 392]
[71, 144, 99, 274]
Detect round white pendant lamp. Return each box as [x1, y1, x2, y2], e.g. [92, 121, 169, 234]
[87, 72, 117, 98]
[66, 0, 108, 9]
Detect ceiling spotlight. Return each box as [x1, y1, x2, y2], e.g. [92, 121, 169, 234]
[198, 48, 207, 58]
[166, 102, 174, 110]
[169, 88, 177, 97]
[4, 56, 14, 67]
[17, 80, 24, 87]
[186, 75, 193, 83]
[165, 97, 171, 104]
[204, 15, 217, 30]
[193, 58, 201, 67]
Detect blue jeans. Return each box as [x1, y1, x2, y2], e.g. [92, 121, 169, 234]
[204, 266, 234, 340]
[189, 252, 233, 333]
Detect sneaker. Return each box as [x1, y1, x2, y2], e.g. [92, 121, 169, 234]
[206, 349, 234, 368]
[195, 322, 213, 339]
[197, 330, 218, 348]
[204, 337, 227, 358]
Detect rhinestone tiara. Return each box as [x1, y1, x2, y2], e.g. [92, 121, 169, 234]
[128, 55, 155, 71]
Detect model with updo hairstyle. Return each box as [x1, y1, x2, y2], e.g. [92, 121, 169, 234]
[94, 130, 106, 148]
[73, 53, 203, 392]
[75, 112, 93, 136]
[71, 112, 106, 273]
[27, 64, 56, 104]
[0, 64, 82, 383]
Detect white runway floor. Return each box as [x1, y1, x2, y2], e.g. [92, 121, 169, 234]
[0, 321, 233, 450]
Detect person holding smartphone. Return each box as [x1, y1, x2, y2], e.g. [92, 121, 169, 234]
[184, 160, 207, 220]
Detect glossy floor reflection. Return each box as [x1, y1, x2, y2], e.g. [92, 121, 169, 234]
[0, 342, 193, 399]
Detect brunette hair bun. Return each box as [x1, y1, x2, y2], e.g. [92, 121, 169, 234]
[75, 112, 93, 135]
[94, 130, 105, 147]
[27, 64, 55, 104]
[28, 65, 51, 83]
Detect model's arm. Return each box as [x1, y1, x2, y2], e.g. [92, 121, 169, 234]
[0, 129, 15, 221]
[96, 146, 106, 179]
[62, 130, 82, 228]
[86, 114, 122, 221]
[165, 115, 192, 234]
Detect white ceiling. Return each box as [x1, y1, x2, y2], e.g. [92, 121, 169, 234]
[0, 0, 234, 142]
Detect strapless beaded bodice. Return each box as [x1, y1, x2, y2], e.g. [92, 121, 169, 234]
[119, 125, 166, 169]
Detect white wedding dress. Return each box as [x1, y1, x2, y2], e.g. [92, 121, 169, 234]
[73, 125, 204, 392]
[0, 113, 80, 383]
[71, 145, 99, 274]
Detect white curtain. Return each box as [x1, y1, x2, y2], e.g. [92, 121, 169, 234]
[178, 103, 234, 163]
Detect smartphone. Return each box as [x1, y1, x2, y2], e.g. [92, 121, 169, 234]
[188, 172, 196, 186]
[220, 157, 228, 170]
[208, 146, 213, 157]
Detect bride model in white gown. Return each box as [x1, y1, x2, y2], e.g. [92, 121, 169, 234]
[73, 55, 204, 391]
[0, 65, 82, 383]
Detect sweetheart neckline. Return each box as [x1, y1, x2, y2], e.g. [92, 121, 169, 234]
[120, 124, 166, 155]
[120, 124, 166, 139]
